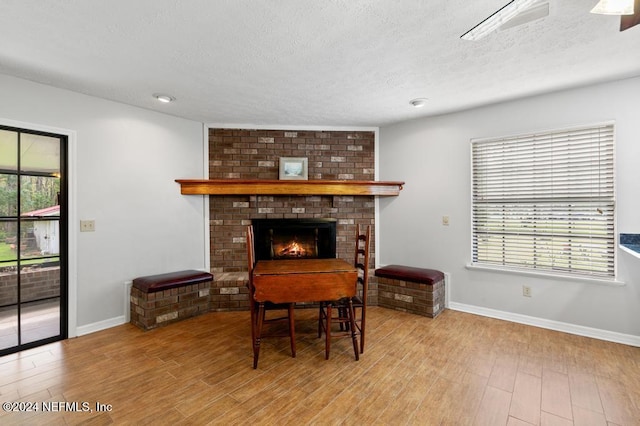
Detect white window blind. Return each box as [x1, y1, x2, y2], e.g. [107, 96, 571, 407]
[471, 123, 615, 278]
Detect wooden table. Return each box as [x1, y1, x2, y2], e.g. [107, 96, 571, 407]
[251, 258, 358, 366]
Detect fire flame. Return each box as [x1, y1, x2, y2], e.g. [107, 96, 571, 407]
[278, 241, 307, 257]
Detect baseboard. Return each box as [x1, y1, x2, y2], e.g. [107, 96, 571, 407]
[448, 302, 640, 347]
[76, 316, 127, 337]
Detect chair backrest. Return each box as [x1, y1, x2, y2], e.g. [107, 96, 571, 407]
[354, 224, 371, 302]
[246, 225, 257, 308]
[247, 225, 256, 271]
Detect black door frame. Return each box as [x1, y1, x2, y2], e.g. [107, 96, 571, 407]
[0, 124, 68, 356]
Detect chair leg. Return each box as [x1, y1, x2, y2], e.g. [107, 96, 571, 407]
[325, 303, 332, 360]
[359, 305, 366, 354]
[347, 299, 359, 361]
[320, 300, 360, 361]
[338, 306, 346, 331]
[318, 303, 324, 338]
[253, 303, 265, 369]
[288, 303, 296, 358]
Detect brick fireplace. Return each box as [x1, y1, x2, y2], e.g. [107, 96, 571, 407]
[208, 128, 377, 311]
[251, 218, 337, 261]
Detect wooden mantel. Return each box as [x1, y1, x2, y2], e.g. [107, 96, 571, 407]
[175, 179, 404, 196]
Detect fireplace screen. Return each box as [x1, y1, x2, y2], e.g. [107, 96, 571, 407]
[252, 219, 337, 261]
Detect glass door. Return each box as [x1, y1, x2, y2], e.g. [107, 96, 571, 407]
[0, 125, 67, 355]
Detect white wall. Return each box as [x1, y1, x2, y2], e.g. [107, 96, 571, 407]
[379, 76, 640, 341]
[0, 74, 207, 334]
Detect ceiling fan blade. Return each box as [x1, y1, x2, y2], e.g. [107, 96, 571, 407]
[460, 0, 540, 40]
[620, 0, 640, 31]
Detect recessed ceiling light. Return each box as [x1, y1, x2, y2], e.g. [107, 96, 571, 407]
[153, 93, 175, 103]
[410, 98, 428, 108]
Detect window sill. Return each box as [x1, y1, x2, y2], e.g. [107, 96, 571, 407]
[465, 263, 625, 286]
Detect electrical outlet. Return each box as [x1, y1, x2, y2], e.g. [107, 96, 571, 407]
[522, 285, 532, 297]
[80, 220, 95, 232]
[442, 216, 450, 226]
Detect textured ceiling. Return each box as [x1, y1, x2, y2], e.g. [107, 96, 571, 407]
[1, 0, 639, 127]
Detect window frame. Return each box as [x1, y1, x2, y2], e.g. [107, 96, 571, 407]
[469, 122, 617, 283]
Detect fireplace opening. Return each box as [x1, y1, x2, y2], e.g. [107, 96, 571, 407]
[252, 218, 337, 261]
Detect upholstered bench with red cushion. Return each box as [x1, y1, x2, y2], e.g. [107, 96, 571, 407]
[130, 270, 213, 330]
[375, 265, 445, 318]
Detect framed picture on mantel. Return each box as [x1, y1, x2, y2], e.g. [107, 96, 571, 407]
[279, 157, 308, 180]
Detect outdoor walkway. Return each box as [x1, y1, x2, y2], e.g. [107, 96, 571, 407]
[0, 299, 60, 350]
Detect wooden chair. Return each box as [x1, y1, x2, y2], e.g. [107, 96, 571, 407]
[318, 224, 371, 360]
[246, 225, 296, 369]
[351, 224, 371, 354]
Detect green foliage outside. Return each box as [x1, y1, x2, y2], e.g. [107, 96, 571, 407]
[0, 242, 15, 262]
[0, 174, 60, 217]
[0, 174, 60, 264]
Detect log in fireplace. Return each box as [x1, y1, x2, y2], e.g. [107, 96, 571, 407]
[252, 218, 337, 261]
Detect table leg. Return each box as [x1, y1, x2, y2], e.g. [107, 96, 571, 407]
[288, 303, 296, 357]
[250, 303, 256, 347]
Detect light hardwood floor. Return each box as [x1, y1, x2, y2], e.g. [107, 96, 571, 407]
[1, 307, 639, 425]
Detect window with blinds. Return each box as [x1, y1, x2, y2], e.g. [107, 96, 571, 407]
[471, 123, 615, 278]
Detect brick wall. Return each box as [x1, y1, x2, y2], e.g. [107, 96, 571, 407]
[0, 266, 60, 307]
[209, 128, 377, 311]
